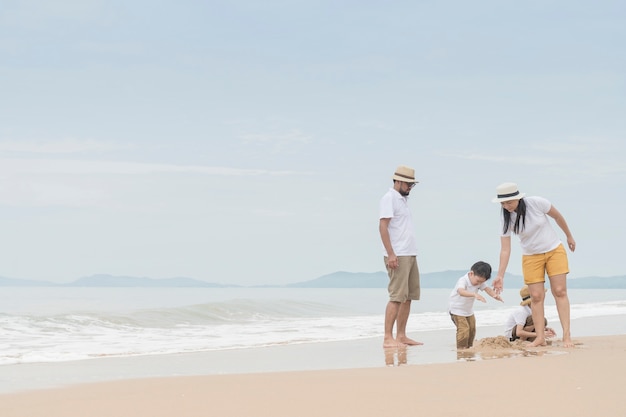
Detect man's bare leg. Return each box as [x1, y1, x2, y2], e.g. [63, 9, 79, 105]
[383, 301, 405, 348]
[396, 300, 423, 346]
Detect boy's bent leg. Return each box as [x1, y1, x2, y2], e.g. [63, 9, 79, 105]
[522, 316, 536, 340]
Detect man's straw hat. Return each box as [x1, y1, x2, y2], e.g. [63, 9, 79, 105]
[392, 165, 418, 183]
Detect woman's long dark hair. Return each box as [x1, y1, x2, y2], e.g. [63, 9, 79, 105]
[502, 198, 526, 234]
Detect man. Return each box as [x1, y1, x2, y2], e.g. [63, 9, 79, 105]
[379, 165, 422, 348]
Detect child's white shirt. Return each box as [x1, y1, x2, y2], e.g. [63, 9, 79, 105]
[504, 305, 532, 339]
[448, 273, 488, 317]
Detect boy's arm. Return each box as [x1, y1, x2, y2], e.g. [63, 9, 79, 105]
[514, 323, 554, 339]
[457, 288, 485, 303]
[483, 287, 503, 302]
[515, 324, 537, 339]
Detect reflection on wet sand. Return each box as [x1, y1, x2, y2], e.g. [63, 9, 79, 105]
[384, 346, 407, 366]
[456, 350, 477, 361]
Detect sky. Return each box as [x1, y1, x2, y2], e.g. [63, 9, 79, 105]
[0, 1, 624, 286]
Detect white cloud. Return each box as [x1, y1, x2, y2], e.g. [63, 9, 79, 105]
[0, 0, 106, 28]
[0, 158, 301, 176]
[528, 137, 624, 154]
[0, 139, 132, 154]
[0, 178, 105, 207]
[445, 152, 567, 166]
[444, 138, 626, 177]
[240, 129, 312, 153]
[0, 158, 305, 208]
[77, 40, 146, 56]
[250, 209, 295, 218]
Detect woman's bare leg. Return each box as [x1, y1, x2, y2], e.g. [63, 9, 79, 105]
[528, 282, 547, 347]
[549, 274, 573, 347]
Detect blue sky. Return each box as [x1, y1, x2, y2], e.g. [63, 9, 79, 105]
[0, 1, 624, 285]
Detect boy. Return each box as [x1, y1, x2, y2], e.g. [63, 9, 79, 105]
[505, 285, 556, 342]
[449, 261, 503, 349]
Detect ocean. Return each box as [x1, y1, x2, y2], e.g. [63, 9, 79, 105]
[2, 287, 625, 366]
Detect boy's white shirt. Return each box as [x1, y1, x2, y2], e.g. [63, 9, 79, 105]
[448, 273, 488, 317]
[504, 305, 532, 339]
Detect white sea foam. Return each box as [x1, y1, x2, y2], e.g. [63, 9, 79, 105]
[0, 288, 624, 365]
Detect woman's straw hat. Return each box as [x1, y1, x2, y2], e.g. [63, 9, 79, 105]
[392, 165, 418, 183]
[493, 182, 525, 203]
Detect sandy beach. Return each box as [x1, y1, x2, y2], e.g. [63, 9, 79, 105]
[1, 333, 625, 417]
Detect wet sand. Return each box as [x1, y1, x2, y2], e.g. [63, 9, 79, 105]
[1, 333, 625, 417]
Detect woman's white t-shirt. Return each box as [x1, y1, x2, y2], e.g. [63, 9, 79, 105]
[500, 196, 561, 255]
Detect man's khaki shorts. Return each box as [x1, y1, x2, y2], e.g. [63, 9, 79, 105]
[384, 255, 420, 302]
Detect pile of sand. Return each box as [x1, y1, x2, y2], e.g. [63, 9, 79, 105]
[476, 335, 516, 349]
[461, 336, 563, 361]
[456, 336, 533, 360]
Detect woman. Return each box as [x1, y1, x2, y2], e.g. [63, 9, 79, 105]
[492, 182, 576, 347]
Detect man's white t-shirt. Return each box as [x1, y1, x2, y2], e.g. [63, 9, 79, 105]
[448, 273, 487, 317]
[379, 188, 417, 256]
[504, 305, 532, 339]
[500, 196, 561, 255]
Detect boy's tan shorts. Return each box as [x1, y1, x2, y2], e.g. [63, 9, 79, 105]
[384, 255, 420, 302]
[522, 243, 569, 284]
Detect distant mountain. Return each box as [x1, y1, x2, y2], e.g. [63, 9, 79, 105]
[285, 271, 626, 289]
[0, 272, 624, 289]
[69, 274, 236, 288]
[421, 270, 524, 289]
[285, 271, 385, 288]
[286, 270, 526, 289]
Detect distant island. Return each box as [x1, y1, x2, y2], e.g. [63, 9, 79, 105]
[284, 271, 626, 289]
[1, 271, 625, 289]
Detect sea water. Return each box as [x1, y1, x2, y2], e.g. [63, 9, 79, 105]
[0, 287, 625, 366]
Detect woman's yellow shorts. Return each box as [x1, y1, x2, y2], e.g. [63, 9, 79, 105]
[522, 243, 569, 284]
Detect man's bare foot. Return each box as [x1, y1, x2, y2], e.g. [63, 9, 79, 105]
[562, 338, 575, 348]
[398, 336, 423, 346]
[383, 338, 406, 348]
